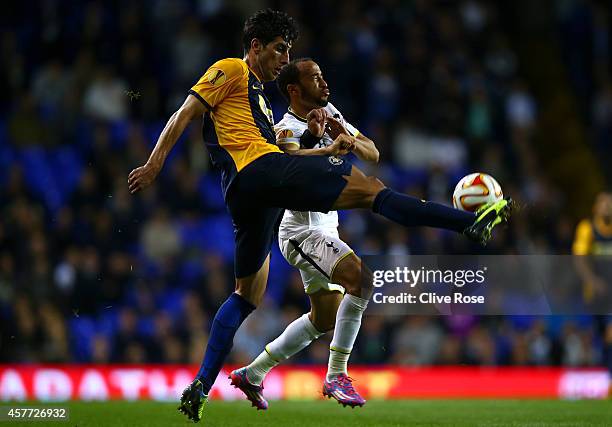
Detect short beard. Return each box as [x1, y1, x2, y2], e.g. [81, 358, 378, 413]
[301, 86, 328, 108]
[316, 98, 329, 107]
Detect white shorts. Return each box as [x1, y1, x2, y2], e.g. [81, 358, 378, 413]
[279, 229, 353, 295]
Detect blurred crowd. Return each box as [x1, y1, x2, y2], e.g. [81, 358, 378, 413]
[1, 0, 610, 369]
[557, 0, 612, 173]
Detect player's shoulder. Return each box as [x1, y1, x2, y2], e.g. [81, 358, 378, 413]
[573, 218, 594, 254]
[276, 111, 306, 130]
[275, 111, 305, 142]
[576, 218, 593, 232]
[206, 58, 247, 80]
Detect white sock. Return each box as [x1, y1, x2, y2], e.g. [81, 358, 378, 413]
[327, 294, 368, 381]
[246, 313, 323, 385]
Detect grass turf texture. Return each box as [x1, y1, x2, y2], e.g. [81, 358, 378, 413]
[10, 400, 611, 426]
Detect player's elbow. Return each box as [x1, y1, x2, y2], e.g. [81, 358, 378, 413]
[368, 144, 380, 164]
[358, 136, 379, 163]
[176, 105, 198, 124]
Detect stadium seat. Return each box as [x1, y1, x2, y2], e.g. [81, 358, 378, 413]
[178, 216, 234, 261]
[267, 245, 294, 303]
[96, 309, 120, 337]
[390, 167, 429, 190]
[178, 259, 205, 286]
[69, 316, 96, 362]
[109, 120, 130, 148]
[157, 289, 185, 318]
[49, 146, 83, 197]
[198, 173, 226, 212]
[18, 147, 63, 212]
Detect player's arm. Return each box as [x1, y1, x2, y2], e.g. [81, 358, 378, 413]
[278, 137, 352, 157]
[353, 133, 379, 163]
[277, 109, 353, 156]
[129, 59, 242, 193]
[279, 141, 331, 156]
[128, 95, 206, 193]
[326, 116, 379, 163]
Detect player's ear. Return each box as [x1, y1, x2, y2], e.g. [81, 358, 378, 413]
[287, 83, 299, 98]
[250, 38, 263, 54]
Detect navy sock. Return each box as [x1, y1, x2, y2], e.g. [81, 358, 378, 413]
[196, 292, 255, 394]
[372, 188, 475, 232]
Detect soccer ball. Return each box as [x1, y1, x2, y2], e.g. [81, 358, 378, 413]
[452, 173, 503, 212]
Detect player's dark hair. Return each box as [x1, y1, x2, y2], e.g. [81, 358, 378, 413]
[276, 57, 312, 102]
[242, 9, 299, 53]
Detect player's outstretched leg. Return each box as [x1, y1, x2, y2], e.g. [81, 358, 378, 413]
[333, 166, 514, 245]
[463, 198, 515, 245]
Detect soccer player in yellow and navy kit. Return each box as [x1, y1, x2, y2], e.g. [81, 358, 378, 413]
[572, 192, 612, 395]
[128, 9, 513, 422]
[573, 192, 612, 302]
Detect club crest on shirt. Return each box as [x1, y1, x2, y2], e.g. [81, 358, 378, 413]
[326, 241, 340, 253]
[206, 68, 227, 86]
[328, 156, 343, 165]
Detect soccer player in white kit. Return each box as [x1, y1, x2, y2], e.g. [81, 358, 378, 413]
[230, 58, 379, 409]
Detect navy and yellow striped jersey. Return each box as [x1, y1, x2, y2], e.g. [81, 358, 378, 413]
[573, 217, 612, 255]
[189, 58, 282, 196]
[572, 217, 612, 301]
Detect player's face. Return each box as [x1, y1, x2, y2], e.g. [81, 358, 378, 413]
[297, 61, 330, 107]
[594, 193, 612, 221]
[258, 36, 291, 81]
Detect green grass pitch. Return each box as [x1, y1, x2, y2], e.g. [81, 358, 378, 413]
[11, 399, 612, 426]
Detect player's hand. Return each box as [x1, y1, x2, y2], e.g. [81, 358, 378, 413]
[337, 133, 356, 152]
[325, 116, 350, 140]
[306, 108, 327, 137]
[326, 134, 355, 156]
[128, 162, 161, 194]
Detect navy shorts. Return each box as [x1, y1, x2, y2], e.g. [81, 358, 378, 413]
[226, 152, 352, 278]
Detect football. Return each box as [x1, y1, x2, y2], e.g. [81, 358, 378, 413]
[453, 173, 503, 212]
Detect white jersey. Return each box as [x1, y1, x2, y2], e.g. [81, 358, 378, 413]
[275, 103, 359, 239]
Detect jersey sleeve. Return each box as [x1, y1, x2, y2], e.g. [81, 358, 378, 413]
[275, 118, 303, 148]
[345, 121, 360, 137]
[189, 58, 244, 110]
[572, 219, 594, 255]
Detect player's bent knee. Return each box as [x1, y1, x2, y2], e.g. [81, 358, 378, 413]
[235, 256, 270, 307]
[360, 265, 374, 298]
[235, 280, 261, 307]
[332, 255, 363, 296]
[334, 167, 387, 209]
